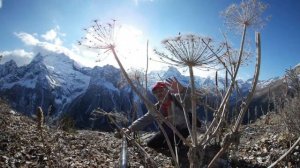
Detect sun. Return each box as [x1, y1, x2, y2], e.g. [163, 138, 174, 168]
[112, 24, 167, 72]
[113, 24, 150, 68]
[115, 24, 143, 52]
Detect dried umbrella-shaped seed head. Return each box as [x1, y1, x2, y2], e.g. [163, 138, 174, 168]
[221, 0, 269, 32]
[222, 48, 252, 72]
[79, 20, 117, 51]
[154, 34, 224, 68]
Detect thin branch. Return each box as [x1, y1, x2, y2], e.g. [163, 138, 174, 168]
[268, 136, 300, 168]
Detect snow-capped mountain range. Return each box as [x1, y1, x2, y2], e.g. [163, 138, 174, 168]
[0, 52, 290, 129]
[0, 53, 89, 116]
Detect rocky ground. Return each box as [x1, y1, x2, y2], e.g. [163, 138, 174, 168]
[0, 99, 299, 168]
[231, 113, 300, 167]
[0, 101, 172, 168]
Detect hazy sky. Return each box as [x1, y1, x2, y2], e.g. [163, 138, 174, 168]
[0, 0, 299, 80]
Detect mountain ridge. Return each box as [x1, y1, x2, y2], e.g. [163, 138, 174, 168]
[0, 52, 298, 129]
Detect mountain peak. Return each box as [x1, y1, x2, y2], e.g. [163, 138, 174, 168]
[163, 66, 182, 78]
[30, 53, 44, 63]
[30, 52, 74, 66]
[0, 60, 18, 77]
[3, 59, 18, 68]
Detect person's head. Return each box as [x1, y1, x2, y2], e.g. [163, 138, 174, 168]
[152, 82, 169, 102]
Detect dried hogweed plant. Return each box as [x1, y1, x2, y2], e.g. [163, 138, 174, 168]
[79, 20, 189, 167]
[154, 34, 223, 68]
[79, 19, 116, 50]
[154, 34, 225, 167]
[152, 0, 268, 167]
[221, 41, 253, 76]
[218, 0, 268, 83]
[78, 0, 269, 166]
[221, 0, 269, 33]
[204, 0, 268, 167]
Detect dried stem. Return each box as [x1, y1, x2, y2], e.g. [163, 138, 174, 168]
[268, 136, 300, 168]
[208, 32, 261, 168]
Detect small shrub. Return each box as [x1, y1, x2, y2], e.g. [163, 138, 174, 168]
[281, 68, 300, 136]
[282, 96, 300, 136]
[36, 107, 44, 131]
[57, 114, 76, 133]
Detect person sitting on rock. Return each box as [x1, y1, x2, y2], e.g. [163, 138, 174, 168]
[122, 77, 201, 150]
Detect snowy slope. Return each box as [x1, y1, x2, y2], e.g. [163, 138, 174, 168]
[41, 53, 90, 107]
[0, 52, 90, 116]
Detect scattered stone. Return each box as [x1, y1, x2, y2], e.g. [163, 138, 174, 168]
[230, 112, 300, 167]
[1, 100, 300, 167]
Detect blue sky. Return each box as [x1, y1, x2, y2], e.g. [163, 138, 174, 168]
[0, 0, 299, 80]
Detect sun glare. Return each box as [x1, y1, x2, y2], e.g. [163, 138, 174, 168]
[115, 25, 143, 51]
[86, 23, 165, 72]
[113, 24, 149, 68]
[111, 24, 167, 72]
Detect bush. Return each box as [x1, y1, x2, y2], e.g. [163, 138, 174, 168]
[281, 68, 300, 136]
[282, 96, 300, 136]
[57, 114, 76, 133]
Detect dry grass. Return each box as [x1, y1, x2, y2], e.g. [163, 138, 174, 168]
[281, 96, 300, 136]
[0, 99, 173, 167]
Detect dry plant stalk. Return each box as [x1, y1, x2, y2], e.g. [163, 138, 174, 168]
[36, 106, 44, 143]
[208, 32, 261, 167]
[36, 107, 53, 167]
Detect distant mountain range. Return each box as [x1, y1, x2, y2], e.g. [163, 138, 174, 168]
[0, 52, 298, 130]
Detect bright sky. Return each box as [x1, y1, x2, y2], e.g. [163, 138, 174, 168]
[0, 0, 299, 80]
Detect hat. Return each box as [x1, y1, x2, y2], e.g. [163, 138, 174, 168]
[152, 82, 168, 92]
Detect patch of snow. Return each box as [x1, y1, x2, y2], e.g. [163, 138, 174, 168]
[9, 110, 16, 115]
[20, 78, 37, 89]
[258, 77, 280, 88]
[102, 81, 119, 92]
